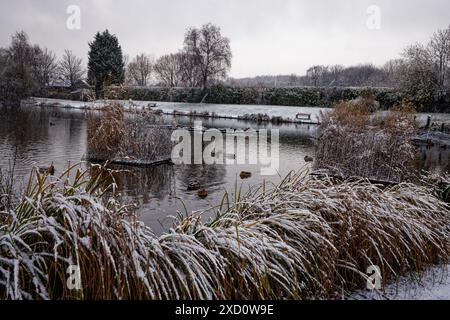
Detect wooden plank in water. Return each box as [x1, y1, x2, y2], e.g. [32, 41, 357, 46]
[296, 113, 312, 120]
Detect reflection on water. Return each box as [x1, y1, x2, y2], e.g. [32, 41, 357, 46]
[415, 145, 450, 174]
[0, 105, 448, 234]
[0, 106, 87, 178]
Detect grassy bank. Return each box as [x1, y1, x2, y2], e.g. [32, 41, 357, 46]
[0, 164, 449, 299]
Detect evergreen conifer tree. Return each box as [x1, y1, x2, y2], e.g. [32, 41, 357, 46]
[87, 30, 124, 98]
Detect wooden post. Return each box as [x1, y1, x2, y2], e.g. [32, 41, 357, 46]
[425, 115, 432, 129]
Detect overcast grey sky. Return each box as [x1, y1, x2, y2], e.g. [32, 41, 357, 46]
[0, 0, 449, 77]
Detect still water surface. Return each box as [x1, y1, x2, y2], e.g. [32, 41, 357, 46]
[0, 103, 448, 234]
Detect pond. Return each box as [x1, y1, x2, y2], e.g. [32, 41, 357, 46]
[0, 103, 449, 235]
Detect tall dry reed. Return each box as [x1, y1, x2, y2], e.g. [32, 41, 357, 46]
[315, 101, 418, 182]
[1, 165, 448, 300]
[86, 103, 172, 162]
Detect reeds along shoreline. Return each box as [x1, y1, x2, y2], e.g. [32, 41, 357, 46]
[315, 101, 418, 182]
[0, 164, 449, 300]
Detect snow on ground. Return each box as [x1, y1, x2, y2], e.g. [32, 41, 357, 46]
[352, 265, 450, 300]
[28, 98, 450, 126]
[26, 97, 327, 120]
[29, 97, 123, 110]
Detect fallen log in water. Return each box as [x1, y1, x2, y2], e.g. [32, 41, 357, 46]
[85, 157, 173, 168]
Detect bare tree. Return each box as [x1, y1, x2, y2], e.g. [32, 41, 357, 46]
[126, 53, 153, 86]
[178, 52, 201, 87]
[183, 23, 232, 88]
[59, 49, 85, 89]
[306, 65, 328, 86]
[0, 48, 9, 102]
[327, 65, 344, 86]
[399, 43, 438, 108]
[32, 46, 58, 87]
[383, 59, 405, 87]
[428, 26, 450, 90]
[154, 53, 183, 87]
[5, 31, 37, 100]
[123, 54, 133, 85]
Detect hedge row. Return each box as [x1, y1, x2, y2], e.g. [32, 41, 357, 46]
[116, 85, 400, 109]
[39, 85, 401, 109]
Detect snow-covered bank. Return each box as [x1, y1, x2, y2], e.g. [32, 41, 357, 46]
[353, 265, 450, 300]
[25, 97, 326, 122]
[26, 97, 450, 126]
[24, 97, 127, 110]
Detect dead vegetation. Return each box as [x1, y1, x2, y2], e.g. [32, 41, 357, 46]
[0, 154, 17, 212]
[86, 102, 172, 162]
[315, 100, 418, 182]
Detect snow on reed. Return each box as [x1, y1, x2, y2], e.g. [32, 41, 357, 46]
[315, 101, 418, 182]
[0, 165, 449, 299]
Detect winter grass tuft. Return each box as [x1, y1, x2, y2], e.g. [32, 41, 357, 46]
[0, 165, 449, 299]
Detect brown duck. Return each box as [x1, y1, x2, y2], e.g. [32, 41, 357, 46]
[239, 171, 252, 180]
[197, 189, 208, 199]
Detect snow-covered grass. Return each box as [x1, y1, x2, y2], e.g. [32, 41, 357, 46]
[0, 165, 449, 299]
[0, 156, 17, 212]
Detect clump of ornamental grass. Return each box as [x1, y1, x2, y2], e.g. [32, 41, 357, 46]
[0, 165, 14, 212]
[415, 171, 450, 203]
[0, 152, 18, 213]
[315, 101, 418, 182]
[1, 164, 449, 300]
[86, 102, 172, 163]
[0, 164, 140, 299]
[198, 171, 450, 299]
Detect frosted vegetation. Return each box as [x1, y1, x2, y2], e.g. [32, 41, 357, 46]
[86, 102, 172, 163]
[315, 99, 418, 182]
[0, 163, 448, 299]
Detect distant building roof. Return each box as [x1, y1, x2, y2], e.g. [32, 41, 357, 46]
[47, 79, 71, 88]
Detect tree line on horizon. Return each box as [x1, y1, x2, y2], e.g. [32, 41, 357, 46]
[0, 32, 85, 103]
[87, 24, 232, 98]
[1, 23, 450, 108]
[0, 23, 232, 102]
[229, 25, 450, 108]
